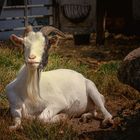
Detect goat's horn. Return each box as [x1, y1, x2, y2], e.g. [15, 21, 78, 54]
[24, 25, 33, 36]
[40, 26, 66, 38]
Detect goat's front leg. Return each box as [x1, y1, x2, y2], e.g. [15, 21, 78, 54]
[9, 106, 22, 130]
[38, 106, 63, 123]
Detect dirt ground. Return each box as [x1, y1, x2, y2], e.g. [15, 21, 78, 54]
[51, 34, 140, 140]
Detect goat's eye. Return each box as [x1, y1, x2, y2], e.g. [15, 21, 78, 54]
[24, 46, 30, 53]
[24, 39, 31, 48]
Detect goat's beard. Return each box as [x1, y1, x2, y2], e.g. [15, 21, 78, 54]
[26, 68, 39, 102]
[25, 67, 45, 115]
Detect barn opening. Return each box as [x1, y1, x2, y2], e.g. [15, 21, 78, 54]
[105, 0, 133, 34]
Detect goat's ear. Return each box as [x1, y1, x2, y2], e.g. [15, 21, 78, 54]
[10, 34, 23, 47]
[48, 35, 58, 45]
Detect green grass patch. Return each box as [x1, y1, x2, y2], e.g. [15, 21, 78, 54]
[97, 61, 121, 75]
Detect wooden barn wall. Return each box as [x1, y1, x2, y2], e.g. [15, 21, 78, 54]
[56, 0, 96, 34]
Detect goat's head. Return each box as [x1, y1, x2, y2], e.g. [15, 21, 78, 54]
[10, 26, 66, 70]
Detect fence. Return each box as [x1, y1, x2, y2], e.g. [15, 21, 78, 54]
[0, 0, 54, 39]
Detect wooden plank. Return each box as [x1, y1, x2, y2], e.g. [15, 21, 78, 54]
[24, 0, 28, 27]
[0, 25, 43, 32]
[0, 23, 53, 32]
[3, 4, 53, 9]
[0, 15, 53, 21]
[53, 0, 60, 28]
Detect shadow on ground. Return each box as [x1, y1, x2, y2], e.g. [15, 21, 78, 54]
[78, 100, 140, 140]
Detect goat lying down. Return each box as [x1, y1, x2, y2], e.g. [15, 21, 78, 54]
[6, 26, 113, 130]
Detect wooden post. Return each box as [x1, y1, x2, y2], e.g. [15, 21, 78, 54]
[24, 0, 28, 27]
[53, 0, 60, 28]
[0, 0, 5, 15]
[96, 0, 106, 46]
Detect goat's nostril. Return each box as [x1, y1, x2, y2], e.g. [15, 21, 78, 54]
[29, 54, 36, 59]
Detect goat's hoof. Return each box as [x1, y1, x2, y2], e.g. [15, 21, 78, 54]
[9, 126, 17, 131]
[100, 118, 114, 129]
[93, 110, 98, 117]
[9, 125, 23, 131]
[80, 113, 93, 123]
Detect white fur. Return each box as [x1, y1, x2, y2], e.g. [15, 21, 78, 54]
[6, 31, 113, 129]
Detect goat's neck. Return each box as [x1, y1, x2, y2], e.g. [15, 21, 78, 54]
[17, 64, 41, 103]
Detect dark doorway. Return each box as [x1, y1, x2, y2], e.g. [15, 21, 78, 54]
[105, 0, 132, 34]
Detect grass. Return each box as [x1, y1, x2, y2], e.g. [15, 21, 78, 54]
[0, 41, 140, 140]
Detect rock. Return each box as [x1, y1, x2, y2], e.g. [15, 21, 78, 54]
[117, 47, 140, 92]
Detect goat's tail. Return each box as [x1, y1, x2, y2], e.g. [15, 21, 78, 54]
[86, 79, 112, 120]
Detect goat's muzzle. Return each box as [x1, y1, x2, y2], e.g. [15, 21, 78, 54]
[25, 61, 40, 69]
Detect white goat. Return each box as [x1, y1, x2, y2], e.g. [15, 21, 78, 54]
[6, 26, 113, 130]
